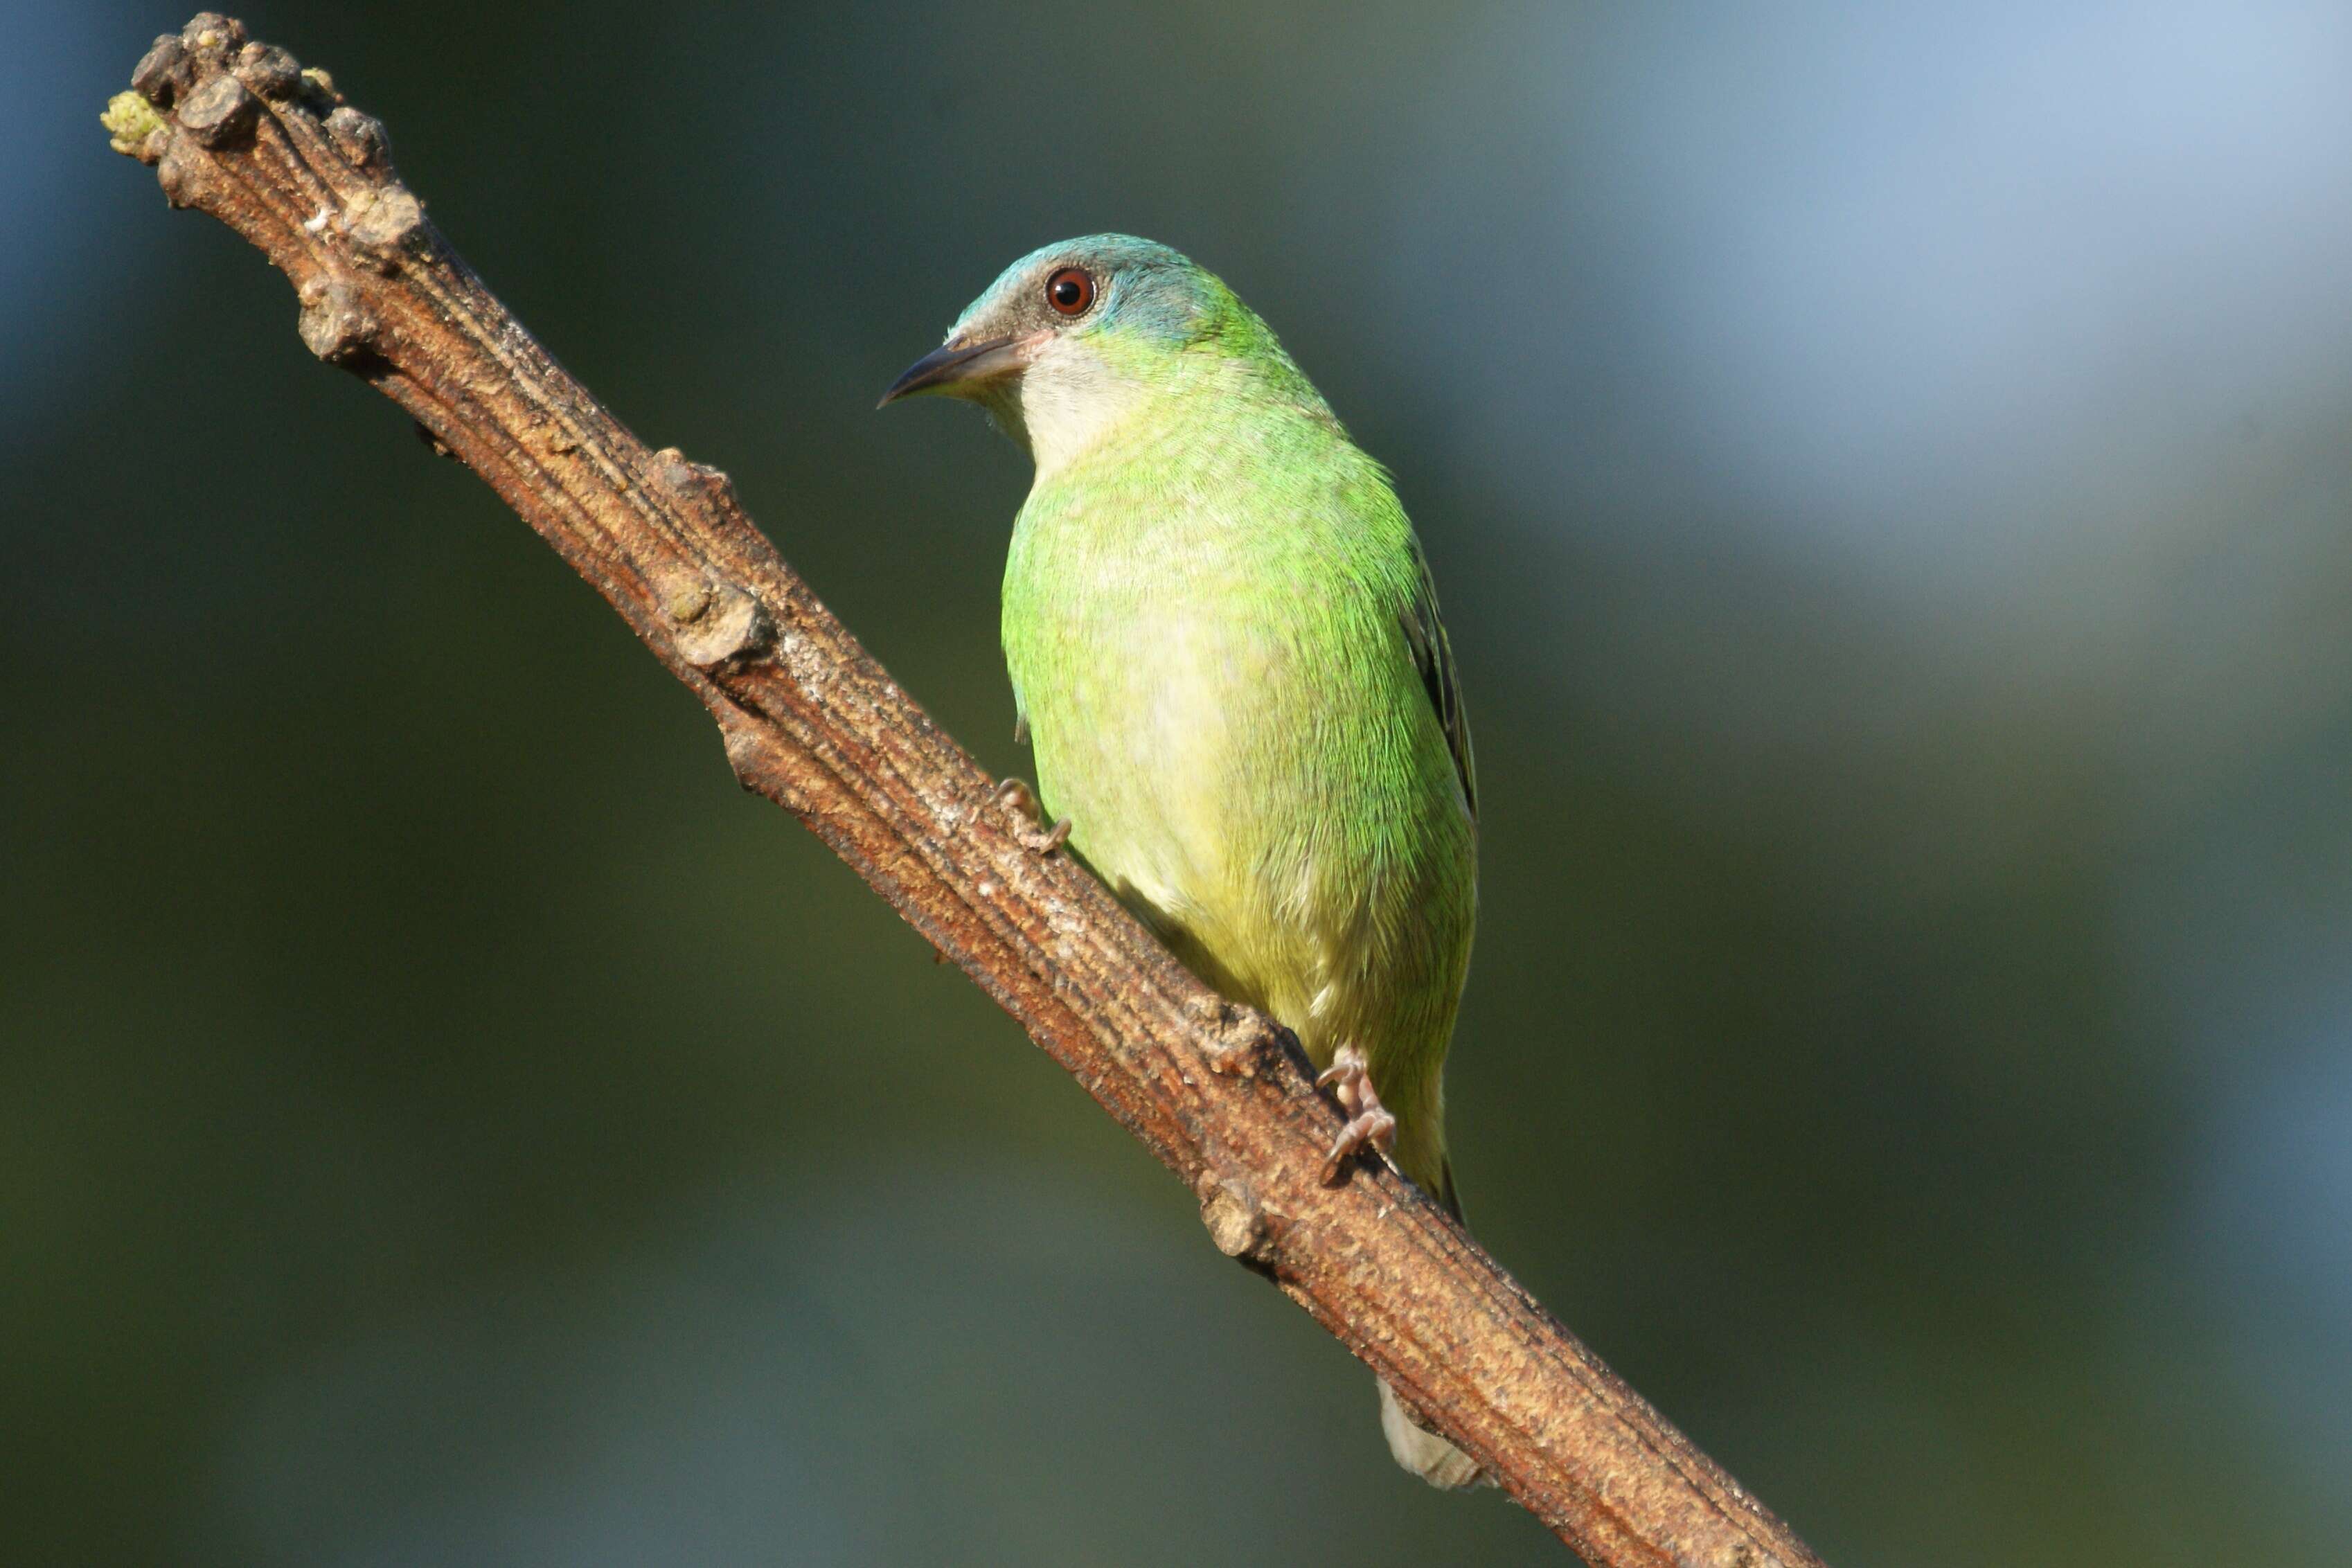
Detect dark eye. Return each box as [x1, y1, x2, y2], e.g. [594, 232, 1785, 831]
[1045, 266, 1096, 316]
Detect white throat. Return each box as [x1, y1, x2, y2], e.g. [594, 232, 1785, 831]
[998, 337, 1149, 479]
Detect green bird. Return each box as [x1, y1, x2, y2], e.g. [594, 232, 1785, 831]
[882, 235, 1481, 1488]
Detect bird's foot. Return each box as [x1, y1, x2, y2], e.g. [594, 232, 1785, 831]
[1316, 1045, 1397, 1184]
[994, 776, 1071, 855]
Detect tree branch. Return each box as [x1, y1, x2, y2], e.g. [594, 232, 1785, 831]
[103, 17, 1825, 1565]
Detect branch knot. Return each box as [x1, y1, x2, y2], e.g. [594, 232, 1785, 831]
[1185, 992, 1287, 1078]
[296, 274, 378, 363]
[342, 187, 427, 268]
[1195, 1168, 1277, 1265]
[231, 42, 303, 102]
[179, 12, 247, 59]
[175, 73, 260, 149]
[662, 571, 772, 670]
[131, 36, 195, 107]
[323, 107, 392, 171]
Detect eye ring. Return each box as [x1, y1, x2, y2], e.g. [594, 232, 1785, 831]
[1044, 266, 1096, 317]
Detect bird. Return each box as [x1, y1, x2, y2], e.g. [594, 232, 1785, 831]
[882, 235, 1482, 1489]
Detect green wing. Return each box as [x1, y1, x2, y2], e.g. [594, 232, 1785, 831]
[1400, 541, 1476, 821]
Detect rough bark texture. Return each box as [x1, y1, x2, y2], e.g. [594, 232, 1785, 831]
[103, 17, 1828, 1565]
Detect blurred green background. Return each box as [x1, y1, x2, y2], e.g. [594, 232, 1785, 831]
[10, 2, 2352, 1563]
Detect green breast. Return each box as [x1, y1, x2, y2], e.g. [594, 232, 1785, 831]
[999, 407, 1475, 1193]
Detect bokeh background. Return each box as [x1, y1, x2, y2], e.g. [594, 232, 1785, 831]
[9, 1, 2352, 1562]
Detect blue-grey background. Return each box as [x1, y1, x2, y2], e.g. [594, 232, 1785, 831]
[9, 3, 2352, 1563]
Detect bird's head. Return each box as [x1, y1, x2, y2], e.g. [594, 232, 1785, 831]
[880, 234, 1303, 470]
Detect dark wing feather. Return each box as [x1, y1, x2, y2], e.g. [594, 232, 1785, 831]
[1400, 541, 1476, 821]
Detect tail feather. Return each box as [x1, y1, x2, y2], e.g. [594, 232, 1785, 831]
[1436, 1154, 1465, 1223]
[1379, 1378, 1490, 1490]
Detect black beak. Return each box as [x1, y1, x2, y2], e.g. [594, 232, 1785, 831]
[877, 335, 1023, 408]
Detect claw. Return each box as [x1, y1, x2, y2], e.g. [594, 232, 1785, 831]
[995, 776, 1070, 855]
[1017, 816, 1072, 854]
[1316, 1045, 1396, 1183]
[1321, 1107, 1398, 1184]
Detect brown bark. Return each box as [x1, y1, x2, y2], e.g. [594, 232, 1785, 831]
[101, 16, 1828, 1565]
